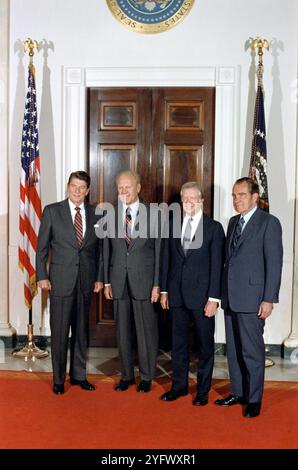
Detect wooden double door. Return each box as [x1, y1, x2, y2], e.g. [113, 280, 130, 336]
[88, 87, 215, 347]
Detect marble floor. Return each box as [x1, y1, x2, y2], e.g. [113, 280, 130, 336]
[1, 347, 298, 382]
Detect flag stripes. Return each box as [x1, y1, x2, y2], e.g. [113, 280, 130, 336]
[19, 64, 42, 309]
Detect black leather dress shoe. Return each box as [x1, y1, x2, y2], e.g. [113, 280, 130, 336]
[160, 389, 188, 401]
[114, 379, 135, 391]
[137, 380, 151, 393]
[214, 394, 243, 406]
[193, 392, 208, 406]
[53, 384, 64, 395]
[244, 402, 261, 418]
[70, 378, 95, 390]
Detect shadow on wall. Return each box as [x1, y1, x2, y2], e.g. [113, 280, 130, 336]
[241, 37, 288, 213]
[242, 38, 291, 343]
[39, 39, 57, 206]
[242, 39, 257, 177]
[266, 39, 293, 343]
[10, 40, 26, 247]
[38, 39, 57, 327]
[267, 39, 287, 213]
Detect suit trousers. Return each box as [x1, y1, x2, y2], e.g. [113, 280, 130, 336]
[171, 306, 215, 393]
[49, 278, 91, 385]
[114, 279, 158, 382]
[224, 308, 265, 403]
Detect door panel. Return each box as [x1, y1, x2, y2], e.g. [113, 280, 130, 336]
[164, 145, 203, 204]
[88, 87, 215, 347]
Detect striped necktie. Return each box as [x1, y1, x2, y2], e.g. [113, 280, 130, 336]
[74, 206, 83, 246]
[231, 216, 244, 254]
[124, 207, 132, 246]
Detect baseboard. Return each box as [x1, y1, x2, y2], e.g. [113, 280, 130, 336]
[0, 335, 50, 349]
[0, 336, 286, 358]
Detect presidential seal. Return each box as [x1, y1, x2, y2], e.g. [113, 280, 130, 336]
[106, 0, 195, 34]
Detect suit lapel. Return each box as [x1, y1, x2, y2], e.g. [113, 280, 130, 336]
[229, 208, 261, 256]
[235, 208, 260, 252]
[81, 203, 93, 248]
[128, 203, 148, 252]
[228, 215, 240, 256]
[60, 199, 78, 248]
[174, 213, 185, 258]
[115, 203, 127, 250]
[185, 213, 205, 258]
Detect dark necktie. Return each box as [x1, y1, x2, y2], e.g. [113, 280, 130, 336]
[182, 218, 193, 254]
[74, 206, 83, 246]
[231, 216, 244, 254]
[124, 207, 132, 246]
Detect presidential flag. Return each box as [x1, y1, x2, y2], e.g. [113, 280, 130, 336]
[19, 63, 42, 309]
[249, 80, 269, 212]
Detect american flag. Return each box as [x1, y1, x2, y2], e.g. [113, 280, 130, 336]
[249, 79, 269, 212]
[19, 63, 42, 309]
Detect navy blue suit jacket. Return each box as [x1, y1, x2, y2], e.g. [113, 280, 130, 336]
[160, 213, 225, 310]
[221, 208, 283, 312]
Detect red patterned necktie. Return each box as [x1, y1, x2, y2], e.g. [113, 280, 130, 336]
[124, 207, 132, 246]
[74, 206, 83, 246]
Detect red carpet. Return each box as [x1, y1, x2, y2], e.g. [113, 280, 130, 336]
[0, 371, 297, 449]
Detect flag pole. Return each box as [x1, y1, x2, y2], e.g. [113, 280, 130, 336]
[13, 38, 48, 360]
[249, 37, 274, 368]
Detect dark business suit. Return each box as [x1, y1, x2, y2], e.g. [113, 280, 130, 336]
[103, 202, 161, 382]
[160, 213, 225, 393]
[36, 199, 103, 385]
[221, 208, 283, 402]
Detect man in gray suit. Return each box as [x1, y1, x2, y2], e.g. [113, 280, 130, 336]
[215, 177, 283, 417]
[104, 170, 160, 393]
[36, 171, 103, 395]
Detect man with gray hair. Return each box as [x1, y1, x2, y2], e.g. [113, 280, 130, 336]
[160, 182, 225, 405]
[104, 170, 161, 393]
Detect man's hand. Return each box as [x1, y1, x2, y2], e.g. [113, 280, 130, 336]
[257, 301, 273, 320]
[37, 280, 52, 291]
[93, 281, 104, 293]
[151, 286, 160, 303]
[104, 285, 113, 300]
[204, 300, 218, 317]
[160, 293, 169, 310]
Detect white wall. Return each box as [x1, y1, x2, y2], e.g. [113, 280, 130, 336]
[8, 0, 298, 343]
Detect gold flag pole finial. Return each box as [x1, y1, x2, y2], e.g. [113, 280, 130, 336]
[24, 38, 38, 66]
[251, 37, 269, 85]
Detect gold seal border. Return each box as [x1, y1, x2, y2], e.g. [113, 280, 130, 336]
[106, 0, 195, 34]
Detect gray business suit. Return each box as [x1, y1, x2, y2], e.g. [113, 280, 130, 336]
[103, 202, 161, 381]
[36, 199, 103, 385]
[221, 208, 283, 403]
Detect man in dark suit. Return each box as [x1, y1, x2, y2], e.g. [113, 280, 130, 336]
[104, 170, 161, 393]
[36, 171, 103, 395]
[215, 177, 283, 417]
[160, 182, 225, 406]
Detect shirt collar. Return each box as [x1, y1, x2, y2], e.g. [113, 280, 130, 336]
[123, 199, 139, 216]
[241, 205, 257, 224]
[185, 208, 202, 222]
[68, 199, 85, 212]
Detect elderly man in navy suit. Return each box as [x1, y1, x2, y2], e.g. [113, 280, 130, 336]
[160, 181, 225, 406]
[215, 177, 283, 417]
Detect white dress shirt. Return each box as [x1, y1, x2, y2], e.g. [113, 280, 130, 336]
[161, 209, 219, 304]
[68, 199, 86, 237]
[122, 199, 140, 233]
[105, 199, 140, 288]
[181, 209, 202, 246]
[241, 205, 258, 231]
